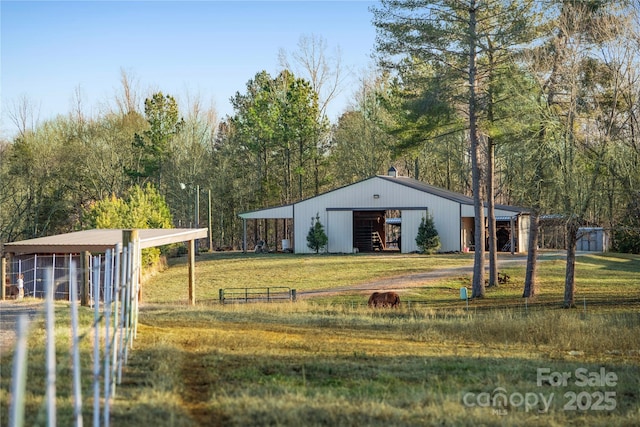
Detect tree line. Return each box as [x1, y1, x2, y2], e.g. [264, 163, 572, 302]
[1, 1, 638, 306]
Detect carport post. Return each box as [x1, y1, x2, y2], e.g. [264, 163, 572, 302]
[207, 189, 213, 252]
[510, 216, 515, 255]
[242, 219, 247, 253]
[188, 238, 196, 305]
[1, 256, 6, 300]
[80, 251, 91, 306]
[122, 229, 141, 303]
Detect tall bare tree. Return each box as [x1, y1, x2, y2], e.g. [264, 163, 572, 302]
[329, 71, 394, 184]
[279, 33, 346, 120]
[279, 34, 345, 194]
[113, 68, 143, 116]
[6, 95, 41, 139]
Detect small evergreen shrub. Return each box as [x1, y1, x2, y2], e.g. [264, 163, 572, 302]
[306, 213, 328, 253]
[416, 212, 441, 254]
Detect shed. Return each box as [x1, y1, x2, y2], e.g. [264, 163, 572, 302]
[577, 227, 610, 252]
[239, 174, 529, 254]
[2, 228, 208, 304]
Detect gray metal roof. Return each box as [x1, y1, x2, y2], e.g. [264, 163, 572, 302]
[238, 174, 527, 219]
[377, 175, 475, 205]
[238, 204, 294, 220]
[378, 175, 526, 212]
[3, 228, 208, 254]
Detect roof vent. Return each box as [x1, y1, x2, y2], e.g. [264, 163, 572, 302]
[387, 166, 398, 177]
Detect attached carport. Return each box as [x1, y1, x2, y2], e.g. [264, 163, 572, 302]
[238, 205, 294, 253]
[2, 228, 208, 305]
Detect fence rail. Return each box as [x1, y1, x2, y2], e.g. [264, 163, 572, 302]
[5, 253, 109, 303]
[219, 287, 296, 304]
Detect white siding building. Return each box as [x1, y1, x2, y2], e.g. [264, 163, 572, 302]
[239, 173, 529, 254]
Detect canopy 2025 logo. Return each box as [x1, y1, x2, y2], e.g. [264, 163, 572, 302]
[537, 367, 617, 411]
[462, 367, 618, 415]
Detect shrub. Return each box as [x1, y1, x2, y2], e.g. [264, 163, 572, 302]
[306, 213, 328, 253]
[612, 192, 640, 254]
[82, 183, 173, 266]
[415, 212, 441, 254]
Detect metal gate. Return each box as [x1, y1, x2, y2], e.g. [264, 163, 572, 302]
[219, 287, 296, 304]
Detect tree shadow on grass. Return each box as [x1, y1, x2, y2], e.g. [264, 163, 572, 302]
[114, 345, 640, 427]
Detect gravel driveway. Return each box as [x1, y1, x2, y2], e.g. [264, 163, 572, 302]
[298, 255, 533, 299]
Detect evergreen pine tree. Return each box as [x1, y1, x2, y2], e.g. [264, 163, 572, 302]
[306, 213, 328, 253]
[415, 213, 440, 254]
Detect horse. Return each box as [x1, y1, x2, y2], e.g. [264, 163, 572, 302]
[368, 291, 400, 308]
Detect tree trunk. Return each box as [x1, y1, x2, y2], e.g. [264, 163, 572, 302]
[523, 211, 540, 298]
[469, 2, 485, 299]
[286, 144, 292, 203]
[487, 139, 498, 287]
[563, 219, 579, 308]
[485, 38, 498, 287]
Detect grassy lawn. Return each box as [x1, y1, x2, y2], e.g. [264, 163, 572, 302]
[1, 251, 639, 426]
[143, 251, 474, 304]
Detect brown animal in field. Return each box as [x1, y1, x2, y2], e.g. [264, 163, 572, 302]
[5, 285, 19, 299]
[368, 291, 400, 308]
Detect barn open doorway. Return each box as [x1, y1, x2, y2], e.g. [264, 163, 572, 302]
[462, 216, 520, 252]
[353, 210, 401, 252]
[385, 210, 401, 251]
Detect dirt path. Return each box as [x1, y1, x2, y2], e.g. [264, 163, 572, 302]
[0, 300, 43, 357]
[297, 255, 534, 299]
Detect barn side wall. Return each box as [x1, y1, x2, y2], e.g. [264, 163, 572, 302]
[327, 211, 354, 253]
[399, 210, 424, 253]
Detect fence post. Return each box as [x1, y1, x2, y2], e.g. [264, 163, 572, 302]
[123, 243, 133, 361]
[92, 256, 101, 427]
[30, 257, 34, 298]
[117, 245, 128, 385]
[131, 236, 140, 340]
[291, 289, 297, 302]
[111, 243, 122, 396]
[9, 315, 29, 427]
[45, 267, 56, 427]
[69, 261, 83, 427]
[219, 289, 224, 304]
[104, 249, 113, 427]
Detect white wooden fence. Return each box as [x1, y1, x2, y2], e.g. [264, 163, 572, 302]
[8, 241, 140, 427]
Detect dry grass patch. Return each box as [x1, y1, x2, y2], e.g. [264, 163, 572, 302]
[104, 303, 640, 426]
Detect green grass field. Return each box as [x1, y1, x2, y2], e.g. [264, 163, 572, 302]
[1, 251, 639, 426]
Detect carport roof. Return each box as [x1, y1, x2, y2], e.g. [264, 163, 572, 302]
[3, 228, 208, 254]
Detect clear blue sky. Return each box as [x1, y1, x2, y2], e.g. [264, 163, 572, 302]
[1, 1, 378, 138]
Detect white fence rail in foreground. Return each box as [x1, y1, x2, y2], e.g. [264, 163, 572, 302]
[8, 241, 141, 427]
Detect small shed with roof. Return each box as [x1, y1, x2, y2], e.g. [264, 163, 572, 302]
[2, 228, 208, 304]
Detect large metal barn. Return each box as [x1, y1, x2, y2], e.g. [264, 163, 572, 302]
[239, 170, 529, 254]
